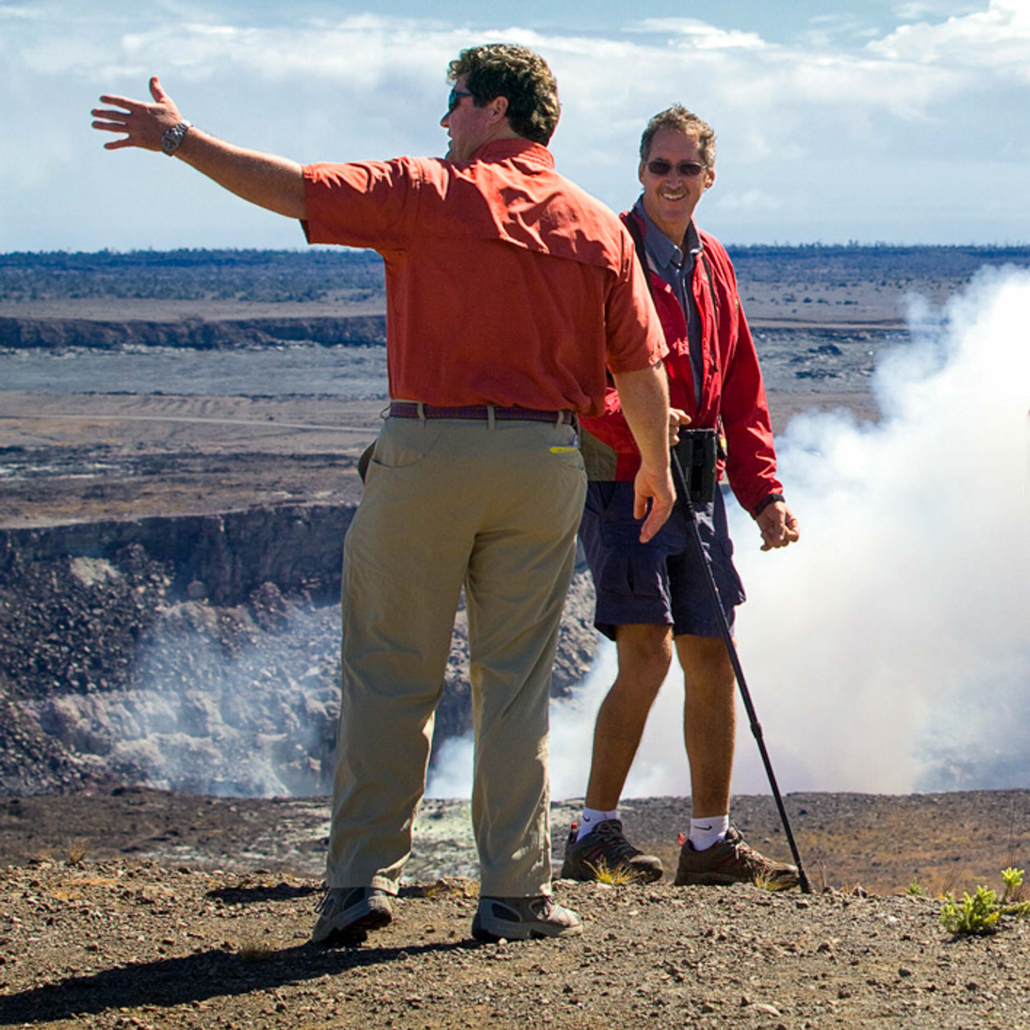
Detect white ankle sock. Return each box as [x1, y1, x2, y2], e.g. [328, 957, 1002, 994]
[688, 815, 729, 852]
[576, 807, 618, 841]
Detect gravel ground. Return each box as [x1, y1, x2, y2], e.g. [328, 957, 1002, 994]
[2, 857, 1029, 1030]
[3, 786, 1030, 1029]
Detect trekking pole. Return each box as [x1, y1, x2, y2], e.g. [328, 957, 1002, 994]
[668, 447, 813, 894]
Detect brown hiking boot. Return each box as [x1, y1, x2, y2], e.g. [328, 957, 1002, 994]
[560, 819, 664, 883]
[673, 826, 799, 889]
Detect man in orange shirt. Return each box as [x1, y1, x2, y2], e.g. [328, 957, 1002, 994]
[92, 44, 674, 944]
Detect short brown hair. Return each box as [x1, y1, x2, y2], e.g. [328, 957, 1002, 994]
[640, 105, 716, 167]
[448, 44, 561, 146]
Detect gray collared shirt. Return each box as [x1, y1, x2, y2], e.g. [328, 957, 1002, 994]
[634, 198, 705, 405]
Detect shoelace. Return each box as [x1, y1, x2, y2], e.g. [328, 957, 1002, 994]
[593, 822, 633, 852]
[730, 838, 773, 873]
[531, 897, 559, 919]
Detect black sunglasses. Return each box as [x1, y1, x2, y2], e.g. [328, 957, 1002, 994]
[447, 86, 474, 113]
[646, 159, 706, 178]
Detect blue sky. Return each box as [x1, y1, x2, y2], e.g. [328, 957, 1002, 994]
[2, 0, 1027, 250]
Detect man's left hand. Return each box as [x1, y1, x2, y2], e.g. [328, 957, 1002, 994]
[92, 76, 183, 152]
[756, 501, 799, 551]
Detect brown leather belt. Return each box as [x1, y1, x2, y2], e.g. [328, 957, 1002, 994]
[389, 402, 575, 425]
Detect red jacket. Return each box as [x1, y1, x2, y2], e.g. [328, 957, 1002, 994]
[579, 210, 783, 517]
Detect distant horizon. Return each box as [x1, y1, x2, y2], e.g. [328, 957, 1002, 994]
[5, 240, 1030, 260]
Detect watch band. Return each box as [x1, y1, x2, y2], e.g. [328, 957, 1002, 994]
[752, 493, 785, 518]
[161, 120, 193, 156]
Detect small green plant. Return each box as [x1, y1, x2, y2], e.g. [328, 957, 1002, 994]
[752, 870, 795, 893]
[906, 879, 926, 897]
[1001, 867, 1024, 904]
[939, 885, 1000, 935]
[586, 858, 641, 886]
[938, 868, 1030, 935]
[998, 868, 1030, 917]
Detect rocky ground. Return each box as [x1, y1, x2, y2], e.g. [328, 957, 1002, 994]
[0, 541, 597, 798]
[2, 789, 1030, 1030]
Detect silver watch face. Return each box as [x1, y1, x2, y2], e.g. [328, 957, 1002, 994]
[161, 121, 190, 155]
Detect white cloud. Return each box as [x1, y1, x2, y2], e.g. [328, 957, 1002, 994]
[628, 18, 767, 50]
[871, 0, 1030, 79]
[18, 14, 465, 83]
[614, 271, 1030, 795]
[893, 0, 983, 18]
[710, 188, 782, 213]
[800, 14, 881, 47]
[0, 4, 46, 19]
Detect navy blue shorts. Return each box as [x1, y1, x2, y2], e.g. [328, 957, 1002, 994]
[578, 480, 746, 641]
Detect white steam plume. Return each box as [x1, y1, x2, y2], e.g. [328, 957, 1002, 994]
[428, 267, 1030, 800]
[32, 600, 343, 798]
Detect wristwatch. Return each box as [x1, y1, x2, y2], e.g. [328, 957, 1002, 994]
[161, 120, 193, 156]
[752, 493, 785, 517]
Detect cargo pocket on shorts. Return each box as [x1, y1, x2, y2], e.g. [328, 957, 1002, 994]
[595, 546, 668, 605]
[715, 536, 746, 606]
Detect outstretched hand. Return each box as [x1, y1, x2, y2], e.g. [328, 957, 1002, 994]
[91, 76, 183, 152]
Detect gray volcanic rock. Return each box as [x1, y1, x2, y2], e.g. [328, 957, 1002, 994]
[0, 522, 598, 798]
[0, 505, 355, 607]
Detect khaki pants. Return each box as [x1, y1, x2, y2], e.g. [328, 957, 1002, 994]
[326, 414, 587, 897]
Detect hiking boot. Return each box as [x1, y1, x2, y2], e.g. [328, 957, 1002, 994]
[311, 887, 393, 945]
[673, 826, 800, 889]
[472, 895, 582, 942]
[560, 820, 664, 883]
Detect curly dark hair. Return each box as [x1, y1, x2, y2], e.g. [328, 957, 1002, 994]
[640, 105, 716, 168]
[448, 44, 561, 146]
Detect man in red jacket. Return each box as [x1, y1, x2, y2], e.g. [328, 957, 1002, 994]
[562, 105, 801, 888]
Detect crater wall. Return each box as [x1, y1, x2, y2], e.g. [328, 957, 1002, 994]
[0, 506, 597, 797]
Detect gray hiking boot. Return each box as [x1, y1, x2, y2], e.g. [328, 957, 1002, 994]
[312, 887, 394, 945]
[673, 826, 799, 889]
[560, 820, 664, 883]
[472, 895, 582, 942]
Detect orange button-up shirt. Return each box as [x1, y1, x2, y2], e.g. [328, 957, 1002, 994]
[302, 139, 666, 416]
